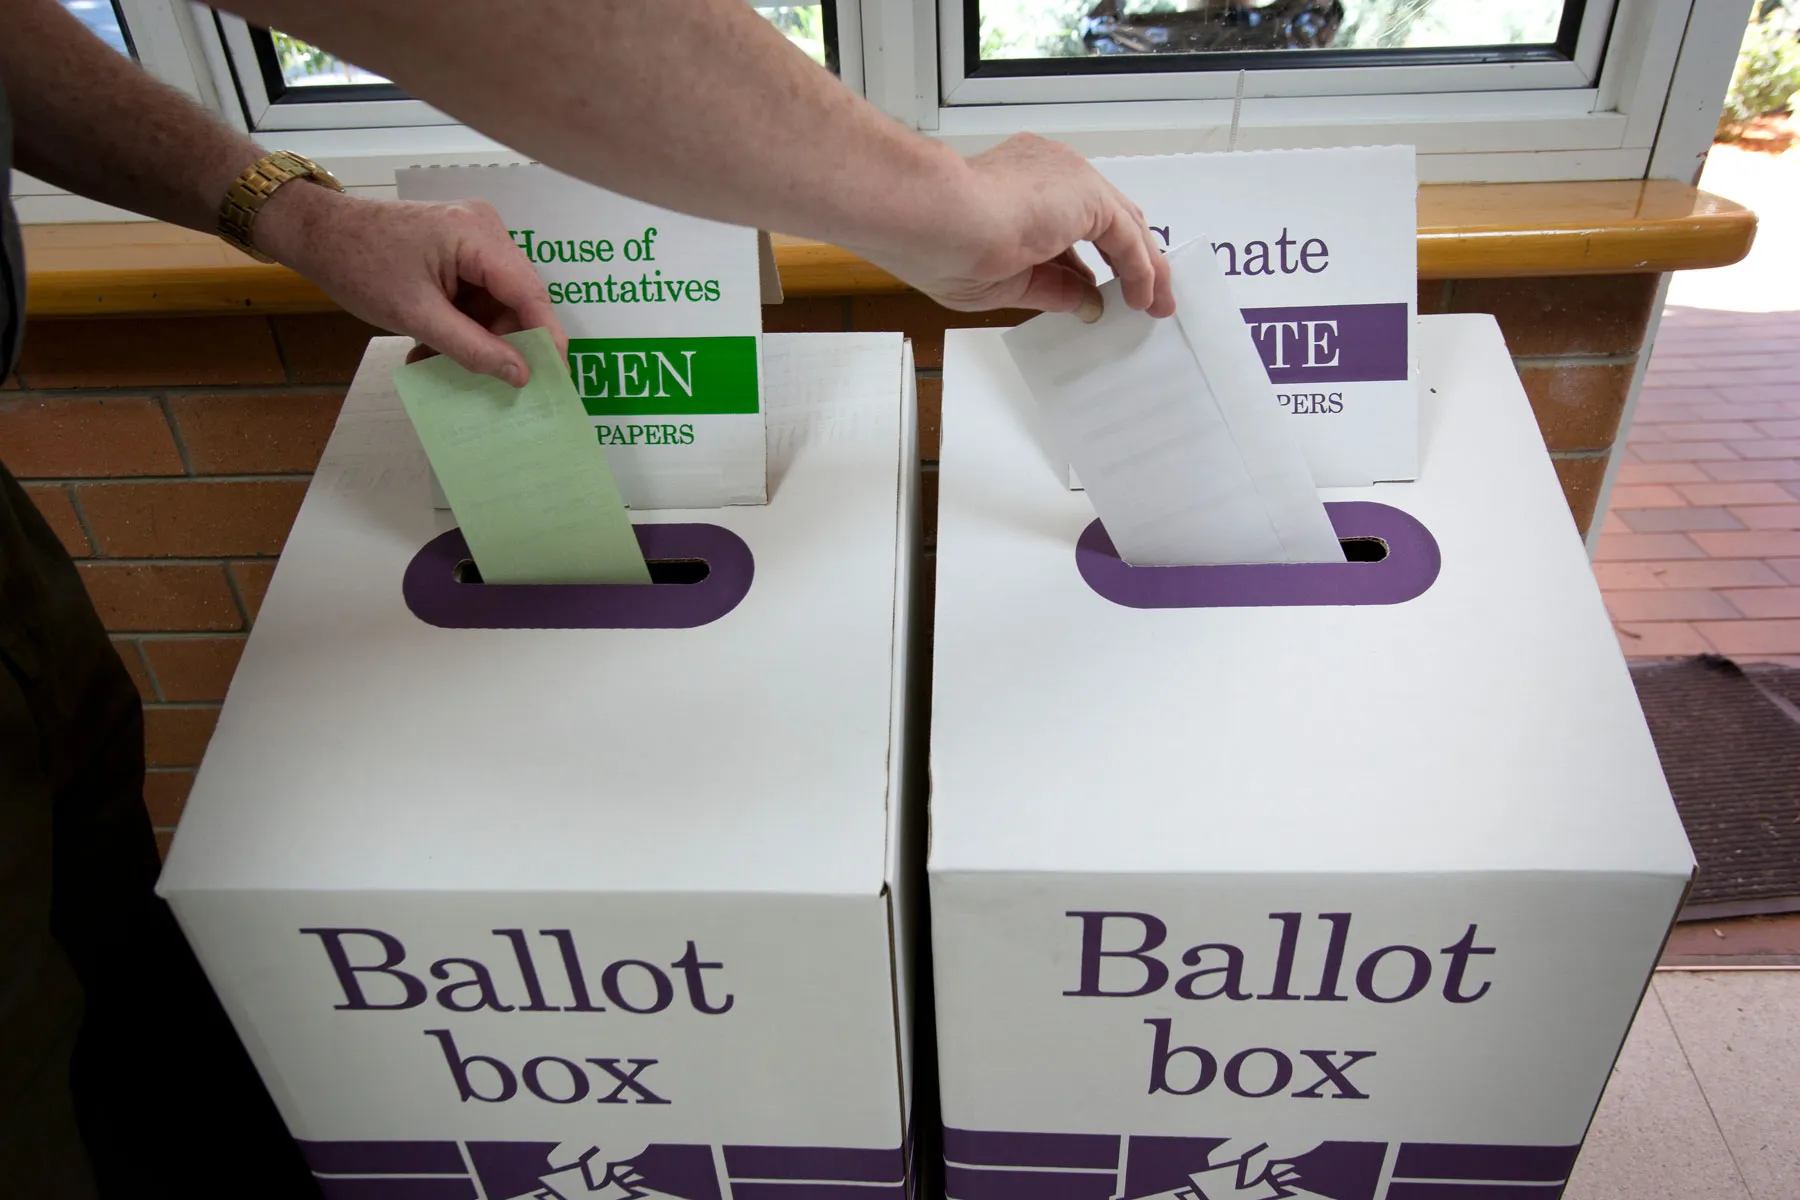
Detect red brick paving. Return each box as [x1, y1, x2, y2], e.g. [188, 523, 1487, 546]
[1599, 307, 1800, 662]
[1663, 912, 1800, 966]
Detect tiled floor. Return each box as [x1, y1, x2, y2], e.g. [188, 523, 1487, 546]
[1566, 970, 1800, 1200]
[1603, 308, 1800, 665]
[1600, 139, 1800, 664]
[1578, 141, 1800, 1199]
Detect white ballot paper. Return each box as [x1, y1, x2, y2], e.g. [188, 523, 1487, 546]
[1004, 239, 1344, 567]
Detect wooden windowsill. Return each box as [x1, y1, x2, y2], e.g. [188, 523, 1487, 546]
[20, 180, 1754, 319]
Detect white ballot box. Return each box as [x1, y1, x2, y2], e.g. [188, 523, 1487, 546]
[158, 334, 923, 1200]
[928, 315, 1692, 1200]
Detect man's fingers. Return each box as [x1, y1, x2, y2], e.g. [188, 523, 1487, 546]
[407, 295, 532, 385]
[461, 235, 567, 353]
[407, 227, 568, 384]
[1090, 206, 1154, 312]
[1011, 260, 1103, 321]
[1143, 226, 1175, 318]
[1055, 246, 1098, 287]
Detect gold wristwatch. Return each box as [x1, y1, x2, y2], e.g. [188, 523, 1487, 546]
[217, 151, 343, 263]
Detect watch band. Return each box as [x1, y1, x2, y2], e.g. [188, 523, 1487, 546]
[217, 151, 343, 264]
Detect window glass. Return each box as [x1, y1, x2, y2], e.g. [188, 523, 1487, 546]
[977, 0, 1575, 64]
[261, 3, 836, 100]
[757, 3, 835, 68]
[59, 0, 132, 57]
[270, 31, 390, 88]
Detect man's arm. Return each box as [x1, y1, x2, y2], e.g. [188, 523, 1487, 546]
[1, 0, 563, 383]
[225, 0, 1173, 318]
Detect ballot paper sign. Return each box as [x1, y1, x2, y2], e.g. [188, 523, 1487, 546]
[1085, 146, 1418, 487]
[1007, 239, 1342, 567]
[397, 164, 765, 509]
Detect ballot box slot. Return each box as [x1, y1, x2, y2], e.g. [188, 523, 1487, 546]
[404, 523, 753, 630]
[453, 557, 712, 586]
[1075, 501, 1438, 610]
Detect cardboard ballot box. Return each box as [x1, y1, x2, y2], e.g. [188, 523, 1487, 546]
[927, 315, 1692, 1200]
[158, 333, 923, 1200]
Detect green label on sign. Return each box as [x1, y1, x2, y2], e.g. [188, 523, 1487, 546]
[567, 337, 759, 417]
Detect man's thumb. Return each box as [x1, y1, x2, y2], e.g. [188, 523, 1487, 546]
[413, 302, 530, 386]
[1015, 261, 1104, 323]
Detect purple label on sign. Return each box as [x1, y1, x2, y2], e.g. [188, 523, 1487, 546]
[1241, 303, 1409, 385]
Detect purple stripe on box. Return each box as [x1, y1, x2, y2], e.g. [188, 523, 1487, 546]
[945, 1165, 1120, 1200]
[403, 523, 753, 630]
[464, 1142, 559, 1200]
[942, 1129, 1120, 1171]
[731, 1184, 905, 1200]
[1118, 1136, 1229, 1200]
[1076, 502, 1440, 610]
[313, 1180, 478, 1200]
[300, 1141, 467, 1176]
[1240, 303, 1409, 384]
[1118, 1137, 1386, 1200]
[1395, 1144, 1580, 1184]
[635, 1143, 727, 1200]
[725, 1146, 906, 1183]
[1387, 1185, 1566, 1200]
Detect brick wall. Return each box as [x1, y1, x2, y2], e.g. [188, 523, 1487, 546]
[0, 273, 1663, 852]
[1, 312, 371, 856]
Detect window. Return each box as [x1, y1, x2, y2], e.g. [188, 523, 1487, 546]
[975, 0, 1582, 70]
[757, 2, 843, 72]
[57, 0, 132, 57]
[213, 6, 844, 135]
[213, 16, 443, 132]
[905, 0, 1717, 183]
[5, 0, 1748, 220]
[260, 30, 396, 95]
[934, 0, 1619, 107]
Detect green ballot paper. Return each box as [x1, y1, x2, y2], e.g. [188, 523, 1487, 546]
[393, 328, 651, 585]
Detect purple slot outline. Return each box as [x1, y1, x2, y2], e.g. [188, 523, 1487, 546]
[1076, 501, 1439, 610]
[402, 523, 753, 630]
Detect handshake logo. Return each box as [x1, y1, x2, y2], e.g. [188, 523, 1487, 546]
[504, 1141, 662, 1200]
[1132, 1139, 1368, 1200]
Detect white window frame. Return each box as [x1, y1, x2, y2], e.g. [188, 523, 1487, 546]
[9, 0, 1752, 223]
[207, 11, 457, 132]
[864, 0, 1720, 183]
[202, 2, 863, 136]
[118, 0, 215, 102]
[939, 0, 1619, 106]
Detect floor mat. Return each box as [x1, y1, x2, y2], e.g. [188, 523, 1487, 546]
[1629, 655, 1800, 921]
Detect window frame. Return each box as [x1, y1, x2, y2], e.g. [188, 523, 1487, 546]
[847, 0, 1704, 182]
[209, 11, 459, 132]
[5, 0, 1753, 224]
[202, 3, 862, 135]
[948, 0, 1611, 101]
[116, 0, 214, 102]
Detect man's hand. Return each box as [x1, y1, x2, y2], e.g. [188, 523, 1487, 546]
[225, 3, 1175, 323]
[253, 183, 564, 386]
[859, 134, 1174, 322]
